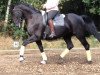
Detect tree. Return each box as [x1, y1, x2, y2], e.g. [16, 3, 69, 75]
[82, 0, 100, 30]
[83, 0, 100, 15]
[4, 0, 12, 27]
[60, 0, 85, 14]
[0, 0, 8, 20]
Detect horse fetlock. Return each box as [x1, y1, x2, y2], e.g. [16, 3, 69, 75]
[41, 52, 47, 61]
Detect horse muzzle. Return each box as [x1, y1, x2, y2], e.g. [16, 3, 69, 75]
[16, 23, 21, 28]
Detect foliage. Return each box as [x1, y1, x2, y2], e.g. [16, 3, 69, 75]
[1, 23, 28, 40]
[4, 23, 28, 40]
[20, 0, 45, 9]
[83, 0, 100, 15]
[0, 0, 8, 20]
[60, 0, 85, 14]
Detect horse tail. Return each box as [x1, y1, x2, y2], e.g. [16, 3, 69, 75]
[82, 15, 100, 42]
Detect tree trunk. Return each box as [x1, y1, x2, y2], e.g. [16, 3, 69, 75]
[4, 0, 12, 27]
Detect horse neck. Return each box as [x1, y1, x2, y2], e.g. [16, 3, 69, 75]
[22, 10, 42, 25]
[22, 10, 32, 20]
[19, 5, 41, 20]
[18, 4, 40, 14]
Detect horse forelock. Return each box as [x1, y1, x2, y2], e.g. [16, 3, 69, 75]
[10, 4, 16, 14]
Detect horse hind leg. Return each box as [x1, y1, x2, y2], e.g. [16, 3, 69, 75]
[76, 35, 92, 64]
[58, 36, 74, 64]
[60, 36, 74, 58]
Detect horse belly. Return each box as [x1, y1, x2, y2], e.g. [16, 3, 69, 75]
[55, 26, 66, 37]
[43, 26, 66, 40]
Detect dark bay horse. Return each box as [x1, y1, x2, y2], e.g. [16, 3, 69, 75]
[10, 3, 100, 64]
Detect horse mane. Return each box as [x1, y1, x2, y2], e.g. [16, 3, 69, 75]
[10, 3, 41, 14]
[20, 3, 41, 13]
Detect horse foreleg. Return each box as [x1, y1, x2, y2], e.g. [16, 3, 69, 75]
[19, 35, 38, 62]
[19, 45, 25, 62]
[36, 41, 47, 64]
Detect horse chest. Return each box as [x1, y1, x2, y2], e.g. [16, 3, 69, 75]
[27, 25, 34, 34]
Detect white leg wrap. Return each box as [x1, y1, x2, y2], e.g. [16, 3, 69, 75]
[60, 49, 69, 58]
[41, 52, 47, 61]
[86, 50, 92, 61]
[19, 45, 25, 55]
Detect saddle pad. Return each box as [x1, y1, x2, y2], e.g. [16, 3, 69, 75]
[41, 10, 65, 26]
[41, 10, 47, 25]
[53, 14, 65, 26]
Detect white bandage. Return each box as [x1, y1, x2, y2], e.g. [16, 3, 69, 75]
[60, 49, 69, 58]
[41, 52, 47, 61]
[86, 50, 92, 61]
[19, 45, 25, 55]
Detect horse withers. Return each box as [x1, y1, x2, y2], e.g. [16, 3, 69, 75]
[10, 3, 100, 64]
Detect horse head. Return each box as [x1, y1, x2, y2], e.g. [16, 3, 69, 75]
[10, 3, 41, 28]
[10, 4, 23, 28]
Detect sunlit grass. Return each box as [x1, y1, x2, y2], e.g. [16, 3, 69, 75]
[0, 36, 99, 50]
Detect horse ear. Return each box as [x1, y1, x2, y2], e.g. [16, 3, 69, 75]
[10, 4, 17, 16]
[10, 4, 15, 12]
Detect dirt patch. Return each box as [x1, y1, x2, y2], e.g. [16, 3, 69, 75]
[0, 49, 100, 75]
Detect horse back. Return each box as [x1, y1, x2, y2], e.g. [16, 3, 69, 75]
[64, 13, 85, 35]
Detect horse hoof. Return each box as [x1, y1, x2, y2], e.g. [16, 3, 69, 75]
[58, 57, 65, 64]
[19, 57, 25, 62]
[88, 61, 92, 64]
[40, 60, 46, 64]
